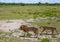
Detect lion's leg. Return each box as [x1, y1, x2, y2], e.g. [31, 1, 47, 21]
[35, 31, 38, 38]
[23, 32, 26, 37]
[51, 29, 54, 35]
[34, 31, 38, 38]
[55, 28, 59, 34]
[40, 29, 45, 35]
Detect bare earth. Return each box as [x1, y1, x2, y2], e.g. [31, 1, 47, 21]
[0, 19, 27, 32]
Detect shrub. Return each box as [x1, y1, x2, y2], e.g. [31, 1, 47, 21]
[41, 38, 50, 42]
[26, 33, 32, 37]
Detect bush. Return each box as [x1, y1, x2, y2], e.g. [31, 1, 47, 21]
[41, 38, 50, 42]
[26, 33, 32, 37]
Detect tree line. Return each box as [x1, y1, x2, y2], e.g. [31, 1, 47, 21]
[0, 2, 60, 6]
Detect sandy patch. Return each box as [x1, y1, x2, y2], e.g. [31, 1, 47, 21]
[0, 19, 27, 32]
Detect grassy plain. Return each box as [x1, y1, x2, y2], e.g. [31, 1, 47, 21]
[0, 5, 60, 42]
[0, 5, 60, 19]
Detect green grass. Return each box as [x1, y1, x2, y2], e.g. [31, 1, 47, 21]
[41, 38, 50, 42]
[0, 5, 60, 19]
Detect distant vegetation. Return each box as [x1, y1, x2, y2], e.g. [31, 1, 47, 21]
[0, 2, 60, 6]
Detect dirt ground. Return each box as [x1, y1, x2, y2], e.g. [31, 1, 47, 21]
[0, 19, 27, 32]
